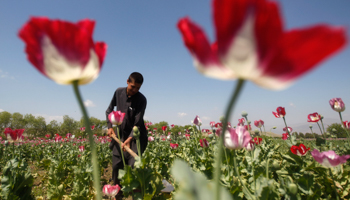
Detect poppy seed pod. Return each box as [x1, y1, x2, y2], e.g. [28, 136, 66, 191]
[133, 126, 140, 139]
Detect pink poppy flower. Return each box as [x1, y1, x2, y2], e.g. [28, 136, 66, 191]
[273, 107, 286, 118]
[307, 112, 321, 123]
[254, 120, 264, 128]
[329, 98, 346, 112]
[200, 138, 209, 148]
[224, 126, 252, 150]
[170, 143, 179, 149]
[244, 125, 251, 131]
[254, 137, 262, 145]
[177, 0, 346, 90]
[238, 118, 245, 126]
[18, 17, 107, 85]
[290, 144, 310, 156]
[311, 149, 350, 168]
[215, 122, 222, 128]
[10, 129, 25, 141]
[91, 125, 95, 130]
[162, 126, 167, 131]
[80, 127, 86, 131]
[108, 111, 125, 125]
[55, 135, 62, 142]
[185, 134, 191, 139]
[148, 136, 154, 142]
[282, 133, 288, 140]
[193, 115, 202, 126]
[66, 133, 72, 138]
[171, 124, 175, 128]
[4, 128, 13, 139]
[102, 184, 121, 197]
[79, 145, 85, 152]
[282, 127, 293, 133]
[45, 134, 50, 138]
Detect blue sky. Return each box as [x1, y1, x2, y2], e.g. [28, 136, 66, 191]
[1, 0, 350, 134]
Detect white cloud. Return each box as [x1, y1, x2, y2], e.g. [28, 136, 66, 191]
[0, 109, 4, 112]
[178, 112, 187, 117]
[289, 103, 296, 107]
[84, 99, 96, 107]
[202, 116, 210, 120]
[0, 69, 14, 79]
[34, 114, 63, 123]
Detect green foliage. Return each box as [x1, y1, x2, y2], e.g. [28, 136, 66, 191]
[327, 123, 348, 138]
[0, 158, 34, 200]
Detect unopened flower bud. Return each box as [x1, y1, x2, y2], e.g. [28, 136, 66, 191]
[247, 120, 251, 124]
[273, 126, 277, 129]
[219, 116, 225, 123]
[133, 126, 140, 139]
[254, 129, 259, 134]
[241, 111, 248, 117]
[309, 125, 313, 128]
[321, 115, 324, 119]
[288, 183, 298, 194]
[332, 128, 337, 132]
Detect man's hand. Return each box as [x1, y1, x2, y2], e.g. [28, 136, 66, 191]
[122, 137, 132, 152]
[107, 128, 115, 138]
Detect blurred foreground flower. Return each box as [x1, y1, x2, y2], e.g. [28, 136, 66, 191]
[224, 126, 252, 150]
[177, 0, 346, 89]
[311, 149, 350, 168]
[290, 144, 310, 156]
[254, 137, 262, 145]
[102, 184, 121, 197]
[193, 115, 202, 126]
[245, 140, 255, 151]
[148, 136, 154, 142]
[19, 17, 107, 85]
[282, 126, 293, 133]
[282, 133, 288, 140]
[237, 118, 245, 126]
[170, 143, 179, 149]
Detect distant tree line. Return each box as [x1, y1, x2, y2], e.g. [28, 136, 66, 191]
[0, 111, 107, 139]
[290, 123, 347, 139]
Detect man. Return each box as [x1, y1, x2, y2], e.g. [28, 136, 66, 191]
[106, 72, 148, 200]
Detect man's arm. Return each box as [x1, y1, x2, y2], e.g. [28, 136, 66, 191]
[128, 97, 147, 138]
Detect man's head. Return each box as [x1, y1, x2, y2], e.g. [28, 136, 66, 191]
[127, 72, 143, 97]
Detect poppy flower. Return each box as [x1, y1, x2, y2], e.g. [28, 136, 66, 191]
[343, 121, 350, 129]
[224, 126, 252, 150]
[185, 134, 191, 139]
[193, 115, 202, 126]
[282, 133, 288, 140]
[238, 118, 245, 126]
[177, 0, 346, 90]
[200, 138, 209, 148]
[148, 136, 154, 142]
[19, 17, 107, 85]
[290, 144, 310, 156]
[102, 184, 121, 197]
[329, 98, 345, 112]
[108, 111, 125, 126]
[311, 149, 350, 168]
[273, 107, 286, 118]
[162, 126, 167, 131]
[254, 137, 262, 145]
[245, 140, 255, 151]
[79, 145, 85, 152]
[254, 120, 264, 128]
[170, 143, 179, 149]
[307, 112, 321, 122]
[282, 126, 293, 133]
[210, 121, 216, 128]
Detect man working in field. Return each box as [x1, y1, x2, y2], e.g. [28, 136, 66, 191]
[106, 72, 148, 200]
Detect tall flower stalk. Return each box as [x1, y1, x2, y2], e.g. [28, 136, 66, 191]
[213, 79, 245, 200]
[73, 81, 102, 199]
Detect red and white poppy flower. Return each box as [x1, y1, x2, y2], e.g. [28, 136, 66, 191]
[19, 17, 107, 85]
[177, 0, 346, 90]
[307, 112, 321, 123]
[290, 144, 310, 156]
[273, 107, 286, 118]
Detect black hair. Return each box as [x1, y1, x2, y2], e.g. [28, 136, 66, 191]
[128, 72, 144, 84]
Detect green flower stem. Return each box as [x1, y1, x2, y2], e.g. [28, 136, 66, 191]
[316, 122, 326, 139]
[72, 81, 102, 200]
[136, 137, 141, 159]
[339, 112, 350, 144]
[214, 79, 245, 200]
[234, 150, 255, 200]
[320, 118, 326, 136]
[309, 127, 316, 140]
[282, 117, 293, 144]
[329, 168, 340, 200]
[116, 126, 126, 167]
[262, 125, 266, 136]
